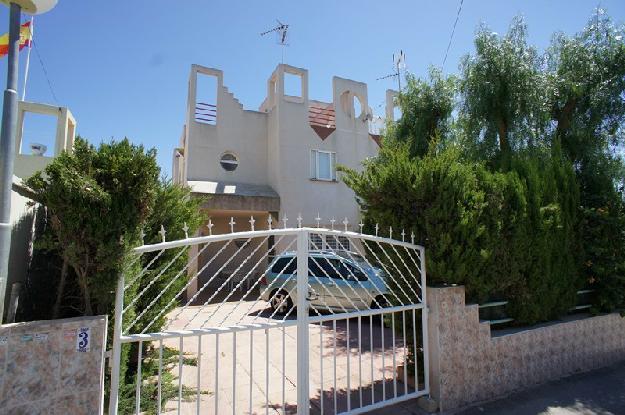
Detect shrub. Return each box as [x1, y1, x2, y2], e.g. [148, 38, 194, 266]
[343, 145, 582, 324]
[23, 137, 205, 414]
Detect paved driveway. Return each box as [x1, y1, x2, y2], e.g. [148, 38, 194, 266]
[162, 300, 415, 414]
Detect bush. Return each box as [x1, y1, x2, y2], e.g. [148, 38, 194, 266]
[343, 145, 582, 324]
[22, 137, 205, 414]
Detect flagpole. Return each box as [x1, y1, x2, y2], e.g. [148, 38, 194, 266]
[0, 2, 22, 324]
[21, 16, 33, 101]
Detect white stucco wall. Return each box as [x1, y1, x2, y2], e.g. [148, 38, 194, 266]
[13, 101, 75, 181]
[184, 66, 268, 186]
[3, 178, 38, 320]
[179, 64, 383, 229]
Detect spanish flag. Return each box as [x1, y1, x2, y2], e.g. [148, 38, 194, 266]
[0, 21, 32, 58]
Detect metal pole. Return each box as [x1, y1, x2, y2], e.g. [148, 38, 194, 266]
[21, 16, 33, 101]
[0, 2, 22, 323]
[296, 229, 310, 415]
[108, 274, 125, 415]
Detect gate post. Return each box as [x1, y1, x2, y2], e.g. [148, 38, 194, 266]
[419, 246, 430, 394]
[108, 273, 125, 415]
[296, 229, 310, 415]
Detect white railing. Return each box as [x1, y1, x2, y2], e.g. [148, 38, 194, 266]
[108, 217, 428, 415]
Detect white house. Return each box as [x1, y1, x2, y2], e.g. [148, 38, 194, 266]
[172, 63, 398, 300]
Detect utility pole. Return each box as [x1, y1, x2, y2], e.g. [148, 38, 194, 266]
[0, 0, 56, 322]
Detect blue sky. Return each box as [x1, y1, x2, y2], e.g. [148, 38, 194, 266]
[1, 0, 623, 177]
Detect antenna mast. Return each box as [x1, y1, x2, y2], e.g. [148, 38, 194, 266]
[376, 50, 406, 91]
[261, 19, 290, 63]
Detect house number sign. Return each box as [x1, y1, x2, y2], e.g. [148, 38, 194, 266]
[76, 327, 91, 352]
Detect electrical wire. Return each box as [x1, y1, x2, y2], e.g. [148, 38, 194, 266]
[442, 0, 464, 69]
[31, 39, 59, 104]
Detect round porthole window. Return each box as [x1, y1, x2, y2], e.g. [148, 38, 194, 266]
[220, 153, 238, 171]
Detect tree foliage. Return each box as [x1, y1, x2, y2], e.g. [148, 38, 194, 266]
[346, 9, 625, 322]
[460, 16, 547, 169]
[343, 145, 580, 324]
[26, 137, 160, 315]
[24, 136, 206, 414]
[546, 10, 625, 164]
[388, 68, 456, 158]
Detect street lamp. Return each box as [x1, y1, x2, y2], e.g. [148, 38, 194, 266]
[0, 0, 57, 322]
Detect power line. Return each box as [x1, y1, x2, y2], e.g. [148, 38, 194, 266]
[31, 39, 59, 104]
[442, 0, 464, 69]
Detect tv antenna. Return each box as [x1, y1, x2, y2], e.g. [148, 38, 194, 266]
[376, 50, 406, 90]
[261, 19, 289, 63]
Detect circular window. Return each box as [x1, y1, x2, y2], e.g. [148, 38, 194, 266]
[220, 153, 238, 171]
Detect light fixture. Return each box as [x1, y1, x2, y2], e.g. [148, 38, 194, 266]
[0, 0, 57, 15]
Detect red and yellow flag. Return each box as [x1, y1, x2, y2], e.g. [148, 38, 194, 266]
[0, 21, 32, 58]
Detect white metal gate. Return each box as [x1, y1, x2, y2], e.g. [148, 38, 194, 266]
[108, 220, 428, 414]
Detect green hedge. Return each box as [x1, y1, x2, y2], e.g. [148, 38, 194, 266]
[343, 145, 583, 325]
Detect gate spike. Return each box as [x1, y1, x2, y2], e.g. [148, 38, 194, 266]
[411, 231, 415, 245]
[359, 221, 364, 234]
[207, 219, 214, 236]
[267, 215, 273, 230]
[183, 222, 189, 239]
[249, 216, 256, 231]
[389, 226, 393, 239]
[282, 214, 288, 229]
[139, 228, 145, 244]
[401, 229, 405, 242]
[375, 223, 379, 236]
[297, 213, 303, 228]
[330, 217, 336, 231]
[343, 217, 349, 232]
[159, 225, 167, 242]
[229, 217, 236, 233]
[315, 213, 321, 228]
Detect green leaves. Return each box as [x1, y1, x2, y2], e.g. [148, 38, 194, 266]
[390, 67, 456, 158]
[344, 9, 625, 324]
[460, 16, 547, 168]
[345, 146, 581, 324]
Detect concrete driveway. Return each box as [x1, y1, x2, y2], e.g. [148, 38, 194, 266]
[162, 300, 417, 414]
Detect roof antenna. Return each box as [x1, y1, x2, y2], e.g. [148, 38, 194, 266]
[376, 50, 406, 91]
[261, 19, 290, 63]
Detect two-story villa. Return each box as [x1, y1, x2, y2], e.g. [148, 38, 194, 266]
[172, 63, 398, 301]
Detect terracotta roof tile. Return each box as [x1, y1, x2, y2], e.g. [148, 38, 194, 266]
[309, 102, 336, 140]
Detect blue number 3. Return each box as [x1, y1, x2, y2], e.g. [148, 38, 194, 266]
[79, 332, 89, 348]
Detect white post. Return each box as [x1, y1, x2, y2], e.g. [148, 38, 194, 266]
[296, 229, 310, 415]
[108, 274, 125, 415]
[419, 246, 429, 394]
[21, 17, 33, 101]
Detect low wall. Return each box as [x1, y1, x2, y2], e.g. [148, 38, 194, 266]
[0, 315, 107, 414]
[427, 286, 625, 412]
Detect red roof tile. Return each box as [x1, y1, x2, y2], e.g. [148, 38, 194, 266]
[309, 102, 336, 140]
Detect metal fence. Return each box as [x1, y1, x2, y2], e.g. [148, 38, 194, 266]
[108, 219, 429, 414]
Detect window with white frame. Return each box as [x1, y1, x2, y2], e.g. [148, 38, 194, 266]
[309, 233, 323, 250]
[308, 233, 350, 251]
[326, 235, 350, 251]
[310, 150, 336, 181]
